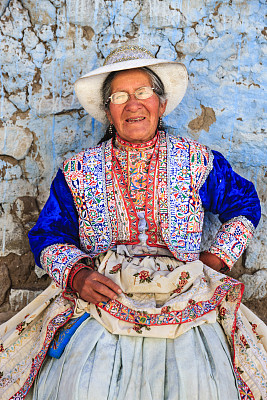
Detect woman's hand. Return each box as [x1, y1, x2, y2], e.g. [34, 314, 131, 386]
[72, 268, 122, 304]
[199, 251, 229, 273]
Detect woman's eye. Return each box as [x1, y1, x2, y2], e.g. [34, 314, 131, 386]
[137, 88, 146, 95]
[114, 93, 127, 101]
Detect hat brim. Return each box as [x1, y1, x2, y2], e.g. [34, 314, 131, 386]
[74, 58, 188, 123]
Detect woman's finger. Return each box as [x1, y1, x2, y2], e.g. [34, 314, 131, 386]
[92, 273, 122, 294]
[73, 269, 122, 302]
[87, 291, 110, 304]
[90, 280, 120, 300]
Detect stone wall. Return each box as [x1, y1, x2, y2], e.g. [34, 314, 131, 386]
[0, 0, 266, 323]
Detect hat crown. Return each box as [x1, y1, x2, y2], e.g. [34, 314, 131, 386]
[104, 45, 155, 66]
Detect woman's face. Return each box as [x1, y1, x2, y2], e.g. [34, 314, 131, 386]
[106, 69, 167, 143]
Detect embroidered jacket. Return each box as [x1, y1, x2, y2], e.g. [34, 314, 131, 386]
[29, 133, 261, 289]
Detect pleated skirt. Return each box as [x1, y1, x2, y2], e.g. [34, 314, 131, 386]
[32, 317, 240, 400]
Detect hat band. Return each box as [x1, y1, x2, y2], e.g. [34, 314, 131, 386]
[104, 45, 155, 66]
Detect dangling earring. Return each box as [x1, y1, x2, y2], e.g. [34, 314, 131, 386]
[109, 124, 114, 135]
[158, 117, 163, 130]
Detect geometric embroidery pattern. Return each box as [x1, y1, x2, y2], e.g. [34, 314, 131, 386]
[97, 280, 239, 326]
[209, 216, 255, 269]
[40, 244, 90, 289]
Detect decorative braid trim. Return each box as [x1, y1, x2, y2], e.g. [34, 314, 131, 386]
[209, 216, 255, 269]
[40, 244, 91, 289]
[68, 263, 93, 291]
[226, 215, 256, 235]
[198, 147, 214, 190]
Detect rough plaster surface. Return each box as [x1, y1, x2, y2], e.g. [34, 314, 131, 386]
[0, 0, 266, 322]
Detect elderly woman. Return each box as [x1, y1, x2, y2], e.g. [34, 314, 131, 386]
[1, 46, 266, 400]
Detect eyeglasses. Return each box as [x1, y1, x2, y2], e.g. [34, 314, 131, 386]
[107, 86, 155, 105]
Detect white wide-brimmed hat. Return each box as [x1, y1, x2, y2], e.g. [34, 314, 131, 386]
[74, 45, 188, 123]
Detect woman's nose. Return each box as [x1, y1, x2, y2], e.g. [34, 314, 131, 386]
[125, 94, 142, 110]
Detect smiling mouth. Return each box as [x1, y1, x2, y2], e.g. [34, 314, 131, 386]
[126, 117, 145, 123]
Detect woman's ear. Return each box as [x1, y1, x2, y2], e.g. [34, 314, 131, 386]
[105, 109, 113, 125]
[159, 100, 167, 117]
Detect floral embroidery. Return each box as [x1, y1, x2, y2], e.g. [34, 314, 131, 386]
[220, 276, 233, 283]
[133, 270, 153, 283]
[98, 279, 239, 327]
[251, 323, 257, 333]
[161, 306, 171, 313]
[172, 287, 182, 294]
[172, 271, 190, 294]
[167, 265, 174, 272]
[109, 263, 122, 274]
[240, 335, 250, 349]
[0, 344, 4, 352]
[188, 299, 196, 306]
[132, 323, 151, 334]
[249, 321, 262, 341]
[218, 306, 227, 320]
[180, 271, 190, 279]
[16, 322, 26, 335]
[4, 305, 74, 400]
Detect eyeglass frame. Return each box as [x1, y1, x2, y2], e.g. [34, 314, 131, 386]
[105, 86, 156, 105]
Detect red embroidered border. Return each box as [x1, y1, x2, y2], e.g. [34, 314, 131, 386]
[97, 280, 242, 326]
[9, 303, 74, 400]
[112, 153, 139, 243]
[104, 140, 118, 244]
[145, 133, 160, 245]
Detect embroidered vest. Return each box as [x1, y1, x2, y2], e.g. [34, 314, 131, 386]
[63, 132, 213, 261]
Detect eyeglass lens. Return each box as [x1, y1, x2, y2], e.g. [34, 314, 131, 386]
[110, 87, 154, 104]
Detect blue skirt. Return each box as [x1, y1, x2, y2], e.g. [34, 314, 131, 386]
[32, 318, 240, 400]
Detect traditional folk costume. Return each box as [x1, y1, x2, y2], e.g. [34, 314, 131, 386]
[0, 46, 266, 400]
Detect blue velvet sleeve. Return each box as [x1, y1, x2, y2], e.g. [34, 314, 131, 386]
[199, 150, 261, 227]
[28, 169, 80, 268]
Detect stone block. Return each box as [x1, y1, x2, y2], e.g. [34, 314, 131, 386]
[0, 179, 36, 205]
[23, 28, 39, 51]
[0, 126, 33, 160]
[0, 211, 31, 257]
[30, 42, 46, 67]
[13, 196, 40, 227]
[0, 37, 36, 93]
[0, 311, 16, 324]
[9, 288, 42, 312]
[0, 0, 9, 17]
[0, 97, 17, 121]
[0, 0, 31, 40]
[0, 158, 22, 180]
[22, 0, 56, 25]
[38, 24, 55, 42]
[240, 270, 267, 300]
[0, 264, 11, 305]
[0, 252, 32, 288]
[9, 91, 30, 112]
